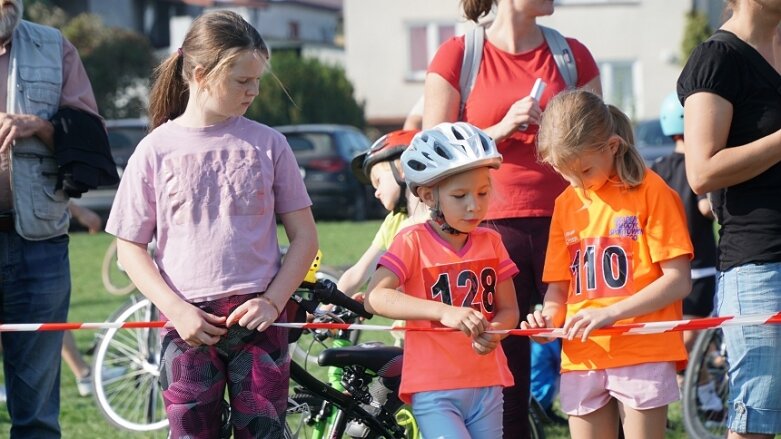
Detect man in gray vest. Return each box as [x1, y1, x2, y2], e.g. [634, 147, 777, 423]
[0, 1, 101, 437]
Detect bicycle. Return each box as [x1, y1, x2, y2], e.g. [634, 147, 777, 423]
[681, 327, 729, 439]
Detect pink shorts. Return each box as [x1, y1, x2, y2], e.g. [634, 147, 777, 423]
[559, 362, 680, 416]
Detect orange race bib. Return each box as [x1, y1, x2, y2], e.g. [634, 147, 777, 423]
[568, 237, 634, 304]
[422, 258, 499, 319]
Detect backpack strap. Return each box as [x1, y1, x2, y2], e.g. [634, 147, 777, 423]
[540, 25, 578, 89]
[459, 25, 484, 120]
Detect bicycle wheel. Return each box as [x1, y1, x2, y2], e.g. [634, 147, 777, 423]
[92, 295, 168, 432]
[101, 239, 137, 296]
[682, 328, 729, 439]
[527, 397, 547, 439]
[285, 390, 326, 439]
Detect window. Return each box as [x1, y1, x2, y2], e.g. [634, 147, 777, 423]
[599, 60, 638, 120]
[407, 23, 455, 81]
[288, 21, 300, 40]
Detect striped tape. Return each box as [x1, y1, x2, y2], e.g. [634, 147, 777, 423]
[1, 311, 779, 336]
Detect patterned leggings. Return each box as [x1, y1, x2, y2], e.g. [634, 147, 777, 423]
[159, 294, 289, 439]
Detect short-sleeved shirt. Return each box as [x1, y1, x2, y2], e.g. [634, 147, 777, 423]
[105, 116, 311, 302]
[543, 171, 692, 372]
[677, 30, 781, 271]
[370, 211, 408, 251]
[428, 34, 600, 220]
[378, 222, 518, 402]
[651, 153, 717, 271]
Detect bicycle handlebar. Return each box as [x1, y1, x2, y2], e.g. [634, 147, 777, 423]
[302, 279, 373, 320]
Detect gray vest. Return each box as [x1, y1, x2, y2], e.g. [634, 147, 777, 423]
[8, 20, 67, 240]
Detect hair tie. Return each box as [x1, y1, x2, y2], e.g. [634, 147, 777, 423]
[177, 47, 183, 57]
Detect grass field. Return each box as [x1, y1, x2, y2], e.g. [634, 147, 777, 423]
[0, 220, 694, 438]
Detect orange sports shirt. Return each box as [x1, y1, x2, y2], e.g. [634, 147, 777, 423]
[379, 223, 517, 403]
[543, 170, 692, 372]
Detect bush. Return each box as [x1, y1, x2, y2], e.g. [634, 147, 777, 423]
[248, 52, 365, 128]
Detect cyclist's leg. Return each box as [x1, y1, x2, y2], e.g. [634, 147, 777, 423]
[159, 328, 226, 438]
[220, 296, 289, 439]
[464, 386, 504, 439]
[717, 264, 781, 436]
[411, 389, 476, 439]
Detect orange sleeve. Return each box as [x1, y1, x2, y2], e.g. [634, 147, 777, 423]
[644, 173, 694, 264]
[542, 197, 572, 283]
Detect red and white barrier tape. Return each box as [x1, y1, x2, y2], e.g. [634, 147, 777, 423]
[1, 311, 780, 336]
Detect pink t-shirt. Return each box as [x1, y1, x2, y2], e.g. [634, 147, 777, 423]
[379, 223, 518, 402]
[105, 116, 311, 302]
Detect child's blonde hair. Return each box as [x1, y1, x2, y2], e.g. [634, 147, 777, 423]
[537, 90, 646, 188]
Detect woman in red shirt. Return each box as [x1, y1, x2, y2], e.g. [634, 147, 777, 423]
[424, 1, 601, 436]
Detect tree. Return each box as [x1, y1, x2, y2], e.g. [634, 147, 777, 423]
[681, 10, 712, 65]
[247, 52, 365, 128]
[25, 2, 156, 119]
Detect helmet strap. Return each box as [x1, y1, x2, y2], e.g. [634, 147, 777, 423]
[431, 191, 463, 235]
[390, 163, 408, 215]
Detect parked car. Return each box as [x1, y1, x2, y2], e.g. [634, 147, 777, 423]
[275, 124, 384, 221]
[634, 118, 675, 165]
[70, 118, 148, 222]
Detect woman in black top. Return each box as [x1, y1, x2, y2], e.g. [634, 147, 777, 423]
[677, 1, 781, 437]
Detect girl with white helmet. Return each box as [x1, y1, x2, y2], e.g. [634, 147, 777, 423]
[364, 122, 520, 438]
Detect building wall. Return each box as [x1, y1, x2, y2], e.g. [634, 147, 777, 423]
[344, 0, 694, 127]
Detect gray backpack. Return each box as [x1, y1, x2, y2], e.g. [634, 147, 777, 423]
[458, 25, 578, 118]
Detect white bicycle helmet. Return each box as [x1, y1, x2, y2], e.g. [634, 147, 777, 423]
[402, 122, 502, 196]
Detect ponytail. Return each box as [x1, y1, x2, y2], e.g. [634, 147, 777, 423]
[460, 0, 495, 22]
[148, 52, 189, 131]
[607, 105, 646, 188]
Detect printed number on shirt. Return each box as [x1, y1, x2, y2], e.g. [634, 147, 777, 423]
[568, 237, 634, 303]
[423, 258, 498, 317]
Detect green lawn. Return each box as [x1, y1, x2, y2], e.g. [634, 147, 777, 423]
[0, 220, 693, 438]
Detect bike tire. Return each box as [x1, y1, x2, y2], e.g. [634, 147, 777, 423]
[681, 328, 729, 439]
[286, 390, 326, 439]
[92, 295, 168, 432]
[528, 397, 547, 439]
[101, 239, 137, 296]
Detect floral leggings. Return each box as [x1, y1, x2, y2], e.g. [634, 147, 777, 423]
[159, 294, 289, 439]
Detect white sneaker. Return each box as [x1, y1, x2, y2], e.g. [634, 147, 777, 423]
[76, 367, 126, 397]
[0, 385, 6, 403]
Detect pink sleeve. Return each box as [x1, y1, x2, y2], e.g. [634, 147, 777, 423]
[60, 38, 99, 116]
[271, 131, 312, 214]
[427, 36, 465, 91]
[104, 141, 157, 244]
[378, 228, 418, 285]
[492, 233, 519, 282]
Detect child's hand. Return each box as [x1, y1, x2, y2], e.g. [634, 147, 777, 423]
[170, 304, 227, 347]
[226, 297, 280, 332]
[440, 306, 487, 337]
[520, 309, 555, 344]
[563, 307, 618, 342]
[471, 322, 503, 355]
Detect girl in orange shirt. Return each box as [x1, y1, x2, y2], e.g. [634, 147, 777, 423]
[522, 90, 693, 439]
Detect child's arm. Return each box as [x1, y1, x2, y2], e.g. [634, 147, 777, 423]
[521, 281, 568, 344]
[365, 267, 488, 337]
[336, 243, 384, 297]
[472, 278, 519, 355]
[227, 208, 318, 332]
[563, 254, 691, 342]
[116, 238, 227, 346]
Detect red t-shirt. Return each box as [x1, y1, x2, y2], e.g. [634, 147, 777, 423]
[428, 34, 600, 219]
[379, 223, 518, 402]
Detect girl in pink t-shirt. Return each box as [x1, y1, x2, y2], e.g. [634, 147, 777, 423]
[365, 122, 519, 438]
[105, 11, 317, 438]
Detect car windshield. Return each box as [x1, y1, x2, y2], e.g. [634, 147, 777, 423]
[108, 126, 147, 167]
[635, 119, 668, 147]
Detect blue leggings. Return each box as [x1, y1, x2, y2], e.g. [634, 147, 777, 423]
[411, 386, 503, 439]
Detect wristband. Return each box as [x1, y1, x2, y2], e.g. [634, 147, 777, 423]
[259, 295, 282, 317]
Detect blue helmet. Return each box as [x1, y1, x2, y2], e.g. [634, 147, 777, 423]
[659, 92, 684, 136]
